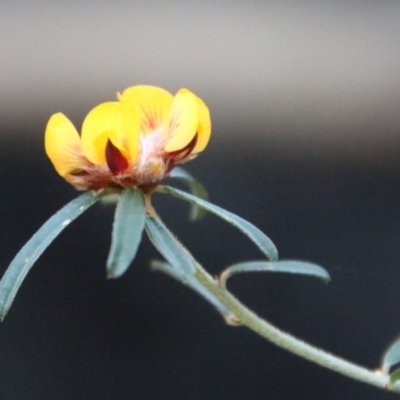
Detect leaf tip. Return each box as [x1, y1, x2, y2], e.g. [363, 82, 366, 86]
[106, 270, 122, 280]
[106, 264, 121, 279]
[0, 308, 9, 321]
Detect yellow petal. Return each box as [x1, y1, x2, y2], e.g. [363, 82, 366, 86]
[45, 113, 86, 177]
[118, 85, 173, 134]
[174, 89, 211, 153]
[164, 90, 200, 153]
[81, 102, 140, 165]
[193, 95, 211, 153]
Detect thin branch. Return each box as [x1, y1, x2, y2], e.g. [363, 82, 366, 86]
[149, 193, 398, 393]
[194, 262, 399, 393]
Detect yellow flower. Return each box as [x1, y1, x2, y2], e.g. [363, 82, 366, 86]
[45, 85, 211, 191]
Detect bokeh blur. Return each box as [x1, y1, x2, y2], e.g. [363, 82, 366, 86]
[1, 1, 400, 399]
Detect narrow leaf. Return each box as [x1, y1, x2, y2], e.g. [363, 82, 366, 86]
[145, 216, 195, 276]
[382, 336, 400, 373]
[220, 260, 330, 287]
[159, 186, 278, 261]
[0, 191, 100, 319]
[169, 167, 208, 221]
[106, 188, 146, 278]
[151, 260, 190, 283]
[151, 260, 231, 318]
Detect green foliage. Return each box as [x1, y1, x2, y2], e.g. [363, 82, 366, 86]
[220, 260, 330, 287]
[145, 215, 195, 275]
[168, 167, 208, 221]
[158, 185, 278, 262]
[4, 170, 398, 393]
[0, 191, 101, 319]
[151, 260, 231, 319]
[106, 189, 146, 278]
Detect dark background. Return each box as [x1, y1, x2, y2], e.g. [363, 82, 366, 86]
[1, 2, 400, 399]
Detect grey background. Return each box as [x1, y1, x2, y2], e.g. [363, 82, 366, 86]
[1, 2, 400, 399]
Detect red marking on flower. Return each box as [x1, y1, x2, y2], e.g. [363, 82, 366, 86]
[105, 140, 129, 174]
[168, 110, 182, 133]
[168, 133, 198, 161]
[140, 105, 159, 130]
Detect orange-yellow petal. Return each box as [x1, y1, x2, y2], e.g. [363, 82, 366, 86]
[193, 96, 211, 153]
[45, 113, 86, 177]
[173, 89, 211, 153]
[164, 90, 200, 153]
[81, 102, 140, 166]
[118, 85, 173, 134]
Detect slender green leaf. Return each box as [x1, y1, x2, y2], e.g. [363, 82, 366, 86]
[159, 186, 278, 261]
[169, 167, 208, 221]
[151, 260, 190, 283]
[220, 260, 330, 286]
[145, 216, 195, 276]
[0, 191, 100, 319]
[382, 336, 400, 373]
[106, 188, 146, 278]
[151, 260, 231, 318]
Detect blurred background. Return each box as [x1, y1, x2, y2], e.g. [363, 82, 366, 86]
[1, 1, 400, 399]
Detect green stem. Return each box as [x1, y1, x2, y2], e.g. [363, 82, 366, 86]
[194, 262, 398, 393]
[148, 193, 396, 393]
